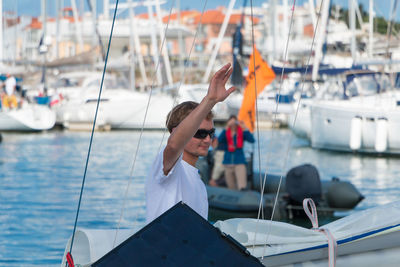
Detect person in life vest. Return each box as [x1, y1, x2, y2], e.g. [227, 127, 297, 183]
[2, 73, 18, 109]
[217, 115, 255, 190]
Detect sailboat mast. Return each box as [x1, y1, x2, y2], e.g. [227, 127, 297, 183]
[270, 0, 277, 63]
[128, 0, 136, 90]
[71, 0, 84, 53]
[41, 0, 48, 94]
[0, 0, 3, 67]
[349, 0, 356, 61]
[231, 0, 247, 87]
[56, 0, 61, 59]
[147, 3, 163, 86]
[177, 0, 184, 75]
[308, 0, 317, 30]
[155, 0, 173, 86]
[282, 0, 289, 60]
[103, 0, 109, 20]
[90, 0, 97, 47]
[312, 0, 330, 81]
[386, 0, 399, 59]
[202, 0, 236, 83]
[369, 0, 373, 58]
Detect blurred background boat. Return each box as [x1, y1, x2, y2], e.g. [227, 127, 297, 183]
[0, 103, 55, 131]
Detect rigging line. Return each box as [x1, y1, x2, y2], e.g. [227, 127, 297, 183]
[251, 0, 298, 250]
[67, 0, 120, 259]
[260, 0, 324, 258]
[248, 0, 264, 220]
[157, 0, 209, 153]
[113, 0, 176, 248]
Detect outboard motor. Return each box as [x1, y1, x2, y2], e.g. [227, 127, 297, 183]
[286, 164, 322, 206]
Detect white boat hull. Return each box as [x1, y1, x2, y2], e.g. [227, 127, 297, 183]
[260, 228, 400, 266]
[310, 94, 400, 154]
[56, 90, 175, 130]
[0, 105, 56, 131]
[215, 201, 400, 266]
[288, 101, 311, 139]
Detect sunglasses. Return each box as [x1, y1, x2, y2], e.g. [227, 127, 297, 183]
[193, 128, 215, 139]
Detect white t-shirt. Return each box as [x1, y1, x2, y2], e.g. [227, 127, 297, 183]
[145, 147, 208, 224]
[5, 76, 16, 96]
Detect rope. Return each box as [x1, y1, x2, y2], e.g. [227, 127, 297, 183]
[249, 0, 264, 220]
[259, 0, 325, 258]
[251, 0, 298, 250]
[113, 0, 176, 248]
[303, 198, 337, 267]
[67, 0, 119, 263]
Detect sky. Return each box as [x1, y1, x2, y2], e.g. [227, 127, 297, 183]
[2, 0, 398, 21]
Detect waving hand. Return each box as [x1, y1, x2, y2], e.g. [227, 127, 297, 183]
[206, 63, 236, 103]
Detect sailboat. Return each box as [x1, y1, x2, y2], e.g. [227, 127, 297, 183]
[309, 71, 400, 154]
[215, 200, 400, 266]
[61, 200, 400, 266]
[0, 103, 56, 131]
[60, 1, 400, 266]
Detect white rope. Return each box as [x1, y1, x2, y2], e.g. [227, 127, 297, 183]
[303, 198, 337, 267]
[248, 0, 264, 220]
[251, 0, 298, 250]
[113, 0, 176, 247]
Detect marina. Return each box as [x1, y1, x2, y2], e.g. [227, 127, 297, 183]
[1, 0, 400, 266]
[1, 129, 400, 266]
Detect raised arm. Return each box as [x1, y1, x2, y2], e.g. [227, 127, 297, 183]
[163, 63, 236, 174]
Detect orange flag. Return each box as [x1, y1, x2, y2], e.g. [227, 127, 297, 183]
[238, 46, 276, 132]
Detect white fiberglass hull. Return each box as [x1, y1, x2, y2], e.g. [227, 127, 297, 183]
[215, 201, 400, 267]
[0, 105, 56, 131]
[310, 93, 400, 154]
[56, 90, 175, 130]
[288, 100, 312, 139]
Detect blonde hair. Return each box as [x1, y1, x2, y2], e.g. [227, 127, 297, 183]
[166, 101, 213, 132]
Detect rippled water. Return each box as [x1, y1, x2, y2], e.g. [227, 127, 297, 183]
[1, 129, 399, 266]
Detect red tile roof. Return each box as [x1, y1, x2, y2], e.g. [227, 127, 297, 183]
[137, 9, 259, 25]
[192, 9, 259, 25]
[27, 17, 42, 29]
[162, 10, 200, 23]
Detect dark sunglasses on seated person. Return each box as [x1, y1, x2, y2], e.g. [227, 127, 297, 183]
[193, 128, 215, 139]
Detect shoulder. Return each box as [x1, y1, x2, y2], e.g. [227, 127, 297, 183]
[149, 147, 183, 184]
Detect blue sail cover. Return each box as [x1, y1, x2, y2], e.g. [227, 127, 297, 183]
[271, 65, 363, 76]
[92, 202, 263, 267]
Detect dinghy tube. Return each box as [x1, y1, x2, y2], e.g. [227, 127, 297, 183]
[375, 117, 388, 153]
[349, 116, 362, 150]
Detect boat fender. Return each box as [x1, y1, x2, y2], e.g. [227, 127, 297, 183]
[349, 116, 362, 150]
[375, 117, 388, 153]
[326, 180, 364, 209]
[286, 164, 322, 205]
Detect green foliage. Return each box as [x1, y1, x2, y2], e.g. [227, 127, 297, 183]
[331, 4, 400, 35]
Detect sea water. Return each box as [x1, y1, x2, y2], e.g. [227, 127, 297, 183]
[0, 129, 399, 266]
